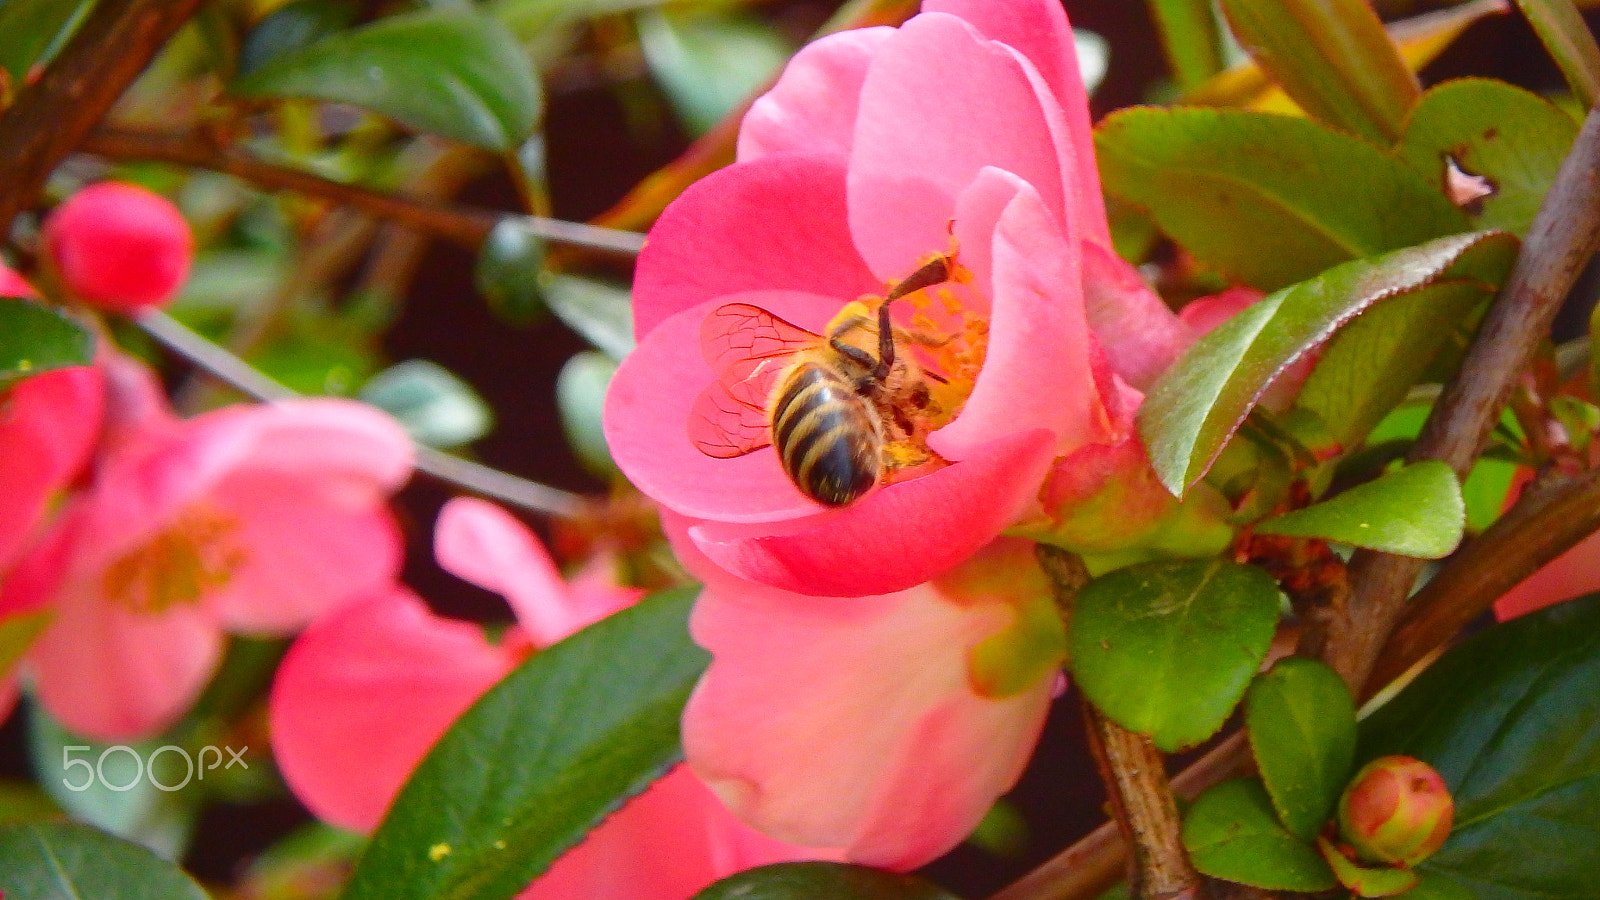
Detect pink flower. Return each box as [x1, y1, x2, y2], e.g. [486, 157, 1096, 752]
[603, 0, 1191, 598]
[673, 516, 1064, 869]
[270, 497, 831, 899]
[1494, 520, 1600, 620]
[5, 356, 410, 740]
[42, 182, 193, 313]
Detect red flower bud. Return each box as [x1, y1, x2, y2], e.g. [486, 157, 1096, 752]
[42, 182, 193, 314]
[1338, 755, 1454, 866]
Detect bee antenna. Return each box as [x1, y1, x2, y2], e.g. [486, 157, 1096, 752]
[885, 255, 953, 301]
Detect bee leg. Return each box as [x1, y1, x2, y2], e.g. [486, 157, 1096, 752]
[873, 301, 895, 381]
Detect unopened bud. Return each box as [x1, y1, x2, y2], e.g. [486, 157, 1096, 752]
[42, 182, 193, 314]
[1338, 755, 1453, 866]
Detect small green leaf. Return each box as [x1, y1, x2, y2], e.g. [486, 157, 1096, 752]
[557, 351, 619, 478]
[1359, 592, 1600, 900]
[1246, 658, 1358, 841]
[1257, 462, 1464, 558]
[358, 359, 493, 449]
[1140, 231, 1512, 496]
[0, 298, 95, 388]
[0, 822, 209, 900]
[0, 0, 94, 84]
[475, 218, 549, 326]
[1514, 0, 1600, 108]
[1218, 0, 1420, 143]
[232, 8, 542, 152]
[1146, 0, 1227, 90]
[1095, 107, 1467, 291]
[543, 274, 635, 361]
[237, 0, 358, 77]
[691, 862, 962, 900]
[342, 587, 708, 900]
[1069, 559, 1281, 752]
[1318, 835, 1421, 897]
[1183, 778, 1340, 892]
[637, 9, 793, 136]
[1399, 79, 1579, 236]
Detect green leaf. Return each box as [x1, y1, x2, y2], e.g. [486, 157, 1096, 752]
[1095, 107, 1468, 291]
[237, 0, 359, 77]
[0, 822, 209, 900]
[342, 587, 708, 900]
[1318, 835, 1421, 897]
[475, 218, 549, 326]
[1183, 778, 1339, 892]
[1358, 593, 1600, 900]
[1140, 231, 1512, 496]
[1246, 658, 1357, 841]
[1395, 870, 1478, 900]
[691, 862, 962, 900]
[486, 0, 668, 43]
[1398, 78, 1580, 237]
[1256, 462, 1464, 558]
[359, 359, 493, 449]
[637, 9, 793, 137]
[1069, 559, 1281, 752]
[543, 274, 635, 361]
[0, 298, 95, 388]
[1218, 0, 1420, 143]
[1514, 0, 1600, 108]
[232, 8, 542, 152]
[557, 351, 619, 478]
[1146, 0, 1227, 91]
[0, 0, 94, 85]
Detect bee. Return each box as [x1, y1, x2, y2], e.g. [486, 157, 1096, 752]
[687, 256, 956, 507]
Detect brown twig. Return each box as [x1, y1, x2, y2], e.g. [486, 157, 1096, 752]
[0, 0, 205, 236]
[1322, 99, 1600, 692]
[77, 127, 645, 255]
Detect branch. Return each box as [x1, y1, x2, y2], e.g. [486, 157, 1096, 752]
[78, 127, 646, 255]
[1322, 97, 1600, 691]
[138, 311, 589, 520]
[0, 0, 206, 235]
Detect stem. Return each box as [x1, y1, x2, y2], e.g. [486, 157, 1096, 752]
[77, 128, 645, 255]
[1322, 98, 1600, 691]
[0, 0, 206, 235]
[1036, 545, 1205, 900]
[138, 311, 588, 519]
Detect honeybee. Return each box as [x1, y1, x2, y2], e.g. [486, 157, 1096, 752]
[687, 255, 956, 507]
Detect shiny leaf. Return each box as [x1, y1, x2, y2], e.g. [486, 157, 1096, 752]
[691, 862, 961, 900]
[475, 218, 549, 326]
[1257, 462, 1465, 558]
[237, 0, 358, 76]
[0, 298, 95, 388]
[0, 822, 209, 900]
[1140, 231, 1512, 496]
[1069, 559, 1281, 752]
[1247, 658, 1358, 841]
[342, 588, 708, 900]
[543, 274, 634, 361]
[232, 8, 542, 152]
[1096, 108, 1467, 291]
[358, 359, 493, 449]
[637, 9, 792, 136]
[557, 351, 619, 478]
[1184, 778, 1340, 891]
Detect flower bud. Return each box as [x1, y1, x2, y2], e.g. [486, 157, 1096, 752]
[1338, 755, 1454, 866]
[42, 182, 193, 314]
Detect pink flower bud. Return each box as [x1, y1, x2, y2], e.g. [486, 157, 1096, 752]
[42, 182, 193, 313]
[1338, 755, 1454, 866]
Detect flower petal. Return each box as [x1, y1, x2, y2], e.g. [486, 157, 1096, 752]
[688, 429, 1055, 596]
[847, 12, 1071, 279]
[270, 587, 518, 832]
[682, 572, 1053, 869]
[0, 366, 102, 572]
[633, 155, 881, 338]
[736, 27, 892, 163]
[1081, 241, 1195, 390]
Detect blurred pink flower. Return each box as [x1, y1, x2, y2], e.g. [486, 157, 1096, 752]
[604, 0, 1191, 598]
[4, 355, 410, 740]
[271, 497, 831, 899]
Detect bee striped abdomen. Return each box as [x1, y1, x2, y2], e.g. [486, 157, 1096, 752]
[771, 362, 882, 506]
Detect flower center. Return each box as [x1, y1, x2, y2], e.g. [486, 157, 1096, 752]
[101, 505, 247, 614]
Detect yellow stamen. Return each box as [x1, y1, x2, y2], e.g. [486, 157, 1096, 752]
[101, 506, 247, 614]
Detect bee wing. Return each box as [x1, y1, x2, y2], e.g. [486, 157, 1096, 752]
[701, 303, 820, 376]
[687, 374, 772, 458]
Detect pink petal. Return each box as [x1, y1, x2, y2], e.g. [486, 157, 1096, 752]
[200, 398, 413, 493]
[26, 510, 224, 741]
[736, 27, 892, 163]
[924, 0, 1108, 245]
[1494, 522, 1600, 620]
[682, 574, 1053, 869]
[633, 155, 880, 338]
[847, 12, 1071, 279]
[270, 587, 519, 832]
[206, 470, 403, 633]
[435, 498, 636, 646]
[605, 293, 843, 524]
[0, 366, 103, 572]
[688, 429, 1056, 597]
[932, 173, 1111, 460]
[1081, 242, 1196, 390]
[0, 262, 38, 297]
[521, 765, 837, 900]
